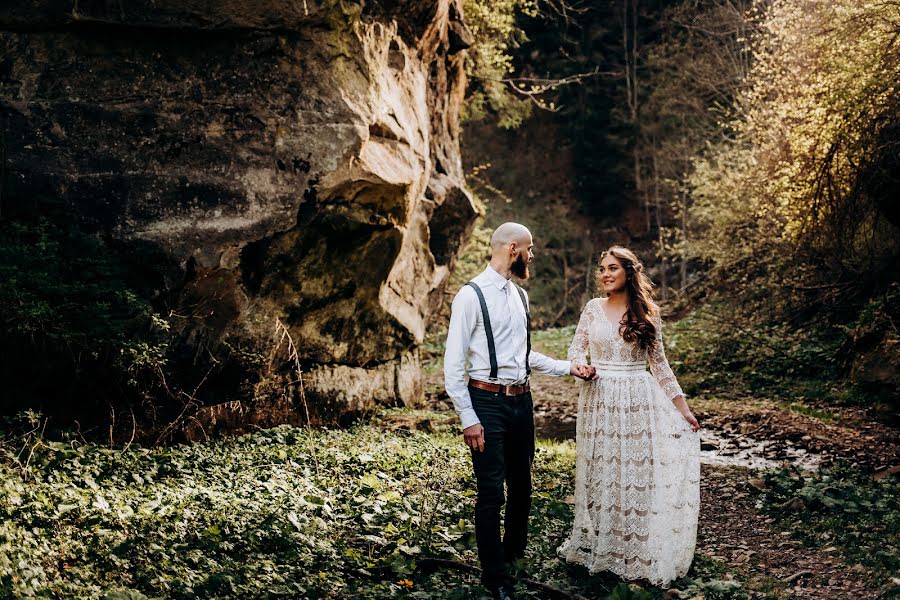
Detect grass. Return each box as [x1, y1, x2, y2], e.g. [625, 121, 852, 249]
[532, 325, 577, 359]
[0, 408, 751, 600]
[778, 402, 839, 422]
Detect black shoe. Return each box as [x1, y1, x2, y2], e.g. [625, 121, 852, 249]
[488, 584, 517, 600]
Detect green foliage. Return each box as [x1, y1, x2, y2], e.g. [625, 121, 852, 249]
[761, 464, 900, 580]
[0, 415, 565, 598]
[0, 217, 152, 347]
[672, 555, 749, 600]
[842, 282, 900, 357]
[664, 281, 900, 411]
[685, 0, 900, 309]
[0, 216, 172, 406]
[609, 582, 653, 600]
[532, 325, 576, 361]
[0, 411, 746, 599]
[664, 303, 845, 400]
[462, 0, 536, 128]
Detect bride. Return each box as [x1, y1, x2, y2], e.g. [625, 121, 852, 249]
[558, 246, 701, 587]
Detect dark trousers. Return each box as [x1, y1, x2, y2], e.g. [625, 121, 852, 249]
[469, 386, 536, 588]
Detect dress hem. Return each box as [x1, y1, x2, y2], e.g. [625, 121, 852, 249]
[557, 546, 691, 588]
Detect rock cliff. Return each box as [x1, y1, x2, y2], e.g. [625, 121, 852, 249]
[0, 0, 476, 432]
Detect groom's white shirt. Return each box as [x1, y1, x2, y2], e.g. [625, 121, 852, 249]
[444, 265, 571, 429]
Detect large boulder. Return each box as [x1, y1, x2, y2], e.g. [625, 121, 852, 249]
[0, 0, 477, 434]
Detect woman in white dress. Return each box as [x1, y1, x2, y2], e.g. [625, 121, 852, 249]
[558, 246, 701, 587]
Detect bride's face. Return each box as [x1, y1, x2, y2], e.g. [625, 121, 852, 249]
[598, 255, 627, 295]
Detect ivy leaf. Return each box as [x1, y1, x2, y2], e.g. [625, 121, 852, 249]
[360, 473, 382, 490]
[93, 494, 110, 512]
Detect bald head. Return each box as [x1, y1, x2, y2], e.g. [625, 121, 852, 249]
[487, 222, 534, 280]
[490, 222, 532, 251]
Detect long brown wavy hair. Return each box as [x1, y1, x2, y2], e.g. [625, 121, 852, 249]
[597, 246, 659, 350]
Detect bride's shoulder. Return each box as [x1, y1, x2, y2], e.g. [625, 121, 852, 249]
[584, 297, 604, 310]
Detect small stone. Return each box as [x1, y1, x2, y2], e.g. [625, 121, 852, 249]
[747, 478, 767, 492]
[779, 496, 805, 511]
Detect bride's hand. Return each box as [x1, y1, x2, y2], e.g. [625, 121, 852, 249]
[681, 410, 700, 432]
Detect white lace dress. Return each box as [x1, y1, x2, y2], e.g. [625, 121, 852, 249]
[558, 298, 700, 587]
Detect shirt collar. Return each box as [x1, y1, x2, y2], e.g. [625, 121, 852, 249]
[483, 265, 511, 290]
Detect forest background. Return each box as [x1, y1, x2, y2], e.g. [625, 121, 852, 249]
[1, 0, 898, 598]
[450, 0, 898, 410]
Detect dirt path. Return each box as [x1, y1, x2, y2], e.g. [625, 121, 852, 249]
[424, 364, 898, 598]
[691, 396, 898, 599]
[699, 465, 876, 599]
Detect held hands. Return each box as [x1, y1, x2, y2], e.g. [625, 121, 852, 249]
[570, 364, 599, 381]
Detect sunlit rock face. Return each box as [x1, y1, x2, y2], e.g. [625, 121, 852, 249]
[1, 0, 476, 428]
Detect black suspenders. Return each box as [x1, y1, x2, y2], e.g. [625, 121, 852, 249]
[513, 284, 532, 377]
[464, 281, 531, 379]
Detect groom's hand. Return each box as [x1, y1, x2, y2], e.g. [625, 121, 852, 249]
[463, 423, 485, 453]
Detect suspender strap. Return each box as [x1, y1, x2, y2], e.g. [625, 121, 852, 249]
[513, 284, 531, 376]
[464, 282, 498, 379]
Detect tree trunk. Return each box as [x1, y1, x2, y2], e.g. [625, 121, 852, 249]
[652, 148, 667, 300]
[680, 186, 688, 291]
[623, 0, 646, 232]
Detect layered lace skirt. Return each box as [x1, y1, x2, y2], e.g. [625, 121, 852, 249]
[558, 361, 700, 586]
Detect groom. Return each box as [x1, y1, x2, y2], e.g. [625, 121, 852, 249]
[444, 222, 596, 600]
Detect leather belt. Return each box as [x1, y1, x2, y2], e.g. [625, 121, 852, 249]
[469, 379, 530, 396]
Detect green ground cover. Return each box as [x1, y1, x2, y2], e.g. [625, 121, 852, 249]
[1, 410, 748, 600]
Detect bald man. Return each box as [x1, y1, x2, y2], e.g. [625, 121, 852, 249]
[444, 223, 596, 600]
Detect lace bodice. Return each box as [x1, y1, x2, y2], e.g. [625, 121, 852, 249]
[568, 298, 685, 401]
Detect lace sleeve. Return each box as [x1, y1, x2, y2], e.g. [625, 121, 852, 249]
[568, 299, 595, 365]
[648, 315, 685, 401]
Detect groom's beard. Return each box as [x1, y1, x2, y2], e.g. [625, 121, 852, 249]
[511, 253, 529, 280]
